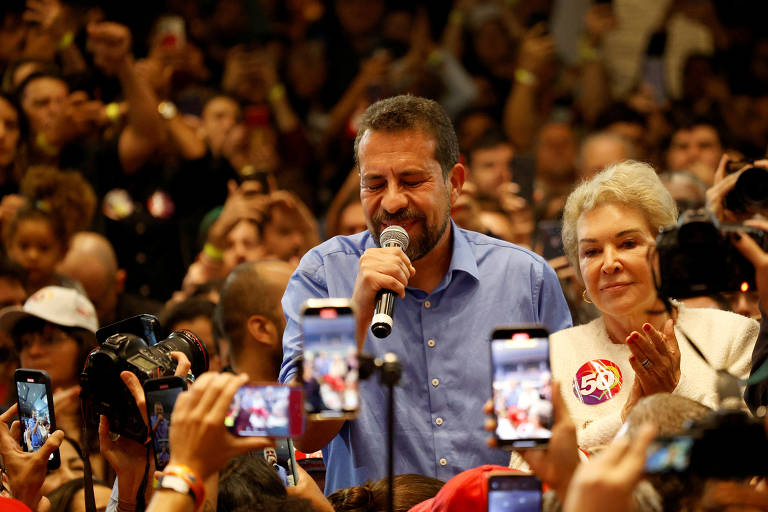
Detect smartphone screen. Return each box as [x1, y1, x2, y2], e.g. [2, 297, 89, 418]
[488, 474, 542, 512]
[490, 327, 552, 449]
[225, 385, 304, 437]
[145, 377, 186, 470]
[301, 300, 358, 419]
[255, 439, 299, 486]
[15, 369, 60, 469]
[644, 436, 693, 473]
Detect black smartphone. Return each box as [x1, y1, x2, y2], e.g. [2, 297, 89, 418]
[14, 369, 60, 470]
[300, 299, 358, 420]
[255, 439, 299, 486]
[225, 384, 304, 438]
[490, 326, 552, 449]
[97, 314, 162, 346]
[144, 376, 187, 470]
[535, 220, 565, 260]
[487, 472, 542, 512]
[644, 435, 694, 473]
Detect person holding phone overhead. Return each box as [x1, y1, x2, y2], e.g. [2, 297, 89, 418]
[279, 95, 571, 493]
[551, 160, 758, 449]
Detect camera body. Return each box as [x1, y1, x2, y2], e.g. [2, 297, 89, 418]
[647, 409, 768, 477]
[80, 316, 209, 442]
[656, 210, 764, 298]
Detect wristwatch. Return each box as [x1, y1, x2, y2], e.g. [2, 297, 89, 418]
[155, 474, 195, 502]
[157, 101, 178, 120]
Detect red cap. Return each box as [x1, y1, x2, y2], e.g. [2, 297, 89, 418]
[409, 465, 519, 512]
[0, 497, 34, 512]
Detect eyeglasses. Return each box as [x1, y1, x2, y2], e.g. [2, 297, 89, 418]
[18, 325, 75, 351]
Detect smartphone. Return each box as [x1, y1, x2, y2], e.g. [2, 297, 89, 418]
[97, 314, 162, 346]
[14, 369, 60, 469]
[156, 15, 186, 51]
[644, 436, 694, 473]
[225, 384, 304, 438]
[300, 299, 358, 420]
[144, 376, 187, 470]
[490, 326, 552, 449]
[255, 439, 299, 486]
[535, 220, 565, 260]
[487, 473, 542, 512]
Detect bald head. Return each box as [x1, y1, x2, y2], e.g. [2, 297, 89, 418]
[217, 260, 293, 361]
[579, 132, 636, 180]
[57, 232, 123, 324]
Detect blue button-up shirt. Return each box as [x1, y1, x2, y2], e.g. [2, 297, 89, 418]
[279, 222, 572, 493]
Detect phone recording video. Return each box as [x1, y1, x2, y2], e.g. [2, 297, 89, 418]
[487, 473, 542, 512]
[644, 436, 694, 473]
[300, 299, 358, 420]
[144, 376, 187, 470]
[490, 327, 552, 449]
[225, 384, 304, 438]
[15, 369, 60, 469]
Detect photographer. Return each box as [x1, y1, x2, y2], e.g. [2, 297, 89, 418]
[705, 155, 768, 411]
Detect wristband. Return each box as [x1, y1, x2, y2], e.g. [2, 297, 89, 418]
[105, 102, 122, 123]
[159, 464, 205, 511]
[514, 68, 538, 86]
[203, 242, 223, 261]
[268, 83, 286, 102]
[58, 31, 74, 51]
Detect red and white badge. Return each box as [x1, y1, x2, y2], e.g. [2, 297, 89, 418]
[573, 359, 623, 405]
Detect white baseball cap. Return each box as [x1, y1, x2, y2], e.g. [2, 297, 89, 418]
[0, 286, 98, 334]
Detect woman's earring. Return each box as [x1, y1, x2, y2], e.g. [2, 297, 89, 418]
[582, 289, 593, 304]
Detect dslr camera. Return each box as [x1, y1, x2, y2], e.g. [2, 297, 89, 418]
[656, 209, 765, 299]
[646, 408, 768, 477]
[80, 315, 209, 442]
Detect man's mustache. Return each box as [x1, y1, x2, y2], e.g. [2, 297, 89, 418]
[372, 208, 425, 225]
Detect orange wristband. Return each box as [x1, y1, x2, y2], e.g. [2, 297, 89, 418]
[161, 464, 205, 510]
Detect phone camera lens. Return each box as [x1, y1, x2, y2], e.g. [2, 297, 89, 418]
[491, 481, 499, 489]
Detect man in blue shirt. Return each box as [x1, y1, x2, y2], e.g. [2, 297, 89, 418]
[279, 95, 572, 493]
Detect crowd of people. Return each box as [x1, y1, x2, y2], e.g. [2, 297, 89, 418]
[0, 0, 767, 510]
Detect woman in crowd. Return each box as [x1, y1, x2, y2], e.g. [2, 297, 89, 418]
[552, 160, 759, 448]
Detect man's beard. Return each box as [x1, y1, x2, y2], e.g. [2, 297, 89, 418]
[370, 207, 450, 262]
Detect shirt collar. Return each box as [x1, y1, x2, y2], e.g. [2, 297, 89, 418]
[445, 220, 480, 282]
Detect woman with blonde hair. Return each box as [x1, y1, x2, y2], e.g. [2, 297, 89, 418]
[552, 160, 758, 448]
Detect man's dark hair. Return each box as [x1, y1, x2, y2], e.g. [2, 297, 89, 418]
[594, 102, 646, 131]
[158, 297, 216, 337]
[215, 261, 285, 360]
[353, 95, 460, 179]
[467, 127, 511, 164]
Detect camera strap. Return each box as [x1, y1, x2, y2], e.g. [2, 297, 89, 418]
[80, 398, 96, 512]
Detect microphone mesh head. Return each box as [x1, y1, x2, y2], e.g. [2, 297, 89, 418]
[379, 225, 410, 250]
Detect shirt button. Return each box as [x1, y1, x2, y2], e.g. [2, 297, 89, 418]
[439, 458, 447, 466]
[435, 417, 443, 426]
[427, 339, 435, 347]
[424, 300, 431, 309]
[431, 378, 439, 387]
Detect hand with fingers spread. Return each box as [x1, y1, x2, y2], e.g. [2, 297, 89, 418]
[626, 319, 681, 396]
[0, 404, 64, 510]
[167, 372, 273, 480]
[351, 247, 415, 347]
[563, 423, 656, 512]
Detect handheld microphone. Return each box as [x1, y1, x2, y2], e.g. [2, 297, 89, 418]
[371, 225, 410, 338]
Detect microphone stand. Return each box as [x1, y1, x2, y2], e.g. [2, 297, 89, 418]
[359, 352, 402, 512]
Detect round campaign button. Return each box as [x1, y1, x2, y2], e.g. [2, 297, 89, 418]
[572, 359, 623, 405]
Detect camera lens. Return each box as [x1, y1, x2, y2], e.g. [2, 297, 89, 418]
[156, 330, 209, 376]
[725, 167, 768, 214]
